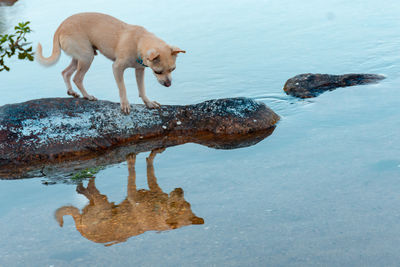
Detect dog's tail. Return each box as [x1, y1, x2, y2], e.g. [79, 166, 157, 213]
[54, 206, 81, 227]
[36, 29, 61, 66]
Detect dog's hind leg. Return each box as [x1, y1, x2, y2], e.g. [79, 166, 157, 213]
[60, 31, 97, 100]
[73, 56, 97, 101]
[62, 58, 79, 98]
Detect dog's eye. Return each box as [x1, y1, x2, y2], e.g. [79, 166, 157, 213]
[154, 70, 163, 75]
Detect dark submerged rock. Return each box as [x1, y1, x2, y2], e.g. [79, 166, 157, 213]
[0, 0, 18, 6]
[283, 73, 385, 98]
[0, 97, 279, 179]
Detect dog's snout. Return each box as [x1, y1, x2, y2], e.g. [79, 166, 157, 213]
[163, 80, 171, 87]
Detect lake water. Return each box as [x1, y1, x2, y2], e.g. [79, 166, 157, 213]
[1, 0, 400, 266]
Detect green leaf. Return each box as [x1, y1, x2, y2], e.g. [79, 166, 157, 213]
[1, 21, 34, 72]
[70, 166, 105, 180]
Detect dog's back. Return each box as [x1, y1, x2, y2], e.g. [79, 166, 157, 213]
[58, 12, 133, 60]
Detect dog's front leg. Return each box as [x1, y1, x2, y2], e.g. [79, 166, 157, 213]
[135, 68, 161, 109]
[146, 148, 165, 193]
[126, 153, 138, 203]
[113, 61, 131, 114]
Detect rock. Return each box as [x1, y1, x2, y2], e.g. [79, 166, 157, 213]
[0, 97, 280, 179]
[283, 73, 385, 98]
[0, 0, 18, 6]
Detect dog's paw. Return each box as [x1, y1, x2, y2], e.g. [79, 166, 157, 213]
[84, 95, 97, 101]
[67, 90, 80, 98]
[120, 101, 131, 114]
[126, 153, 136, 164]
[127, 153, 136, 171]
[144, 100, 161, 109]
[153, 147, 166, 154]
[76, 183, 86, 194]
[147, 147, 165, 162]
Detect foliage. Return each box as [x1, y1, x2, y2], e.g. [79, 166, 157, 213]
[71, 166, 105, 180]
[0, 21, 34, 72]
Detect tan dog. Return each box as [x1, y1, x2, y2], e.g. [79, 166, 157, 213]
[55, 149, 204, 246]
[36, 12, 185, 114]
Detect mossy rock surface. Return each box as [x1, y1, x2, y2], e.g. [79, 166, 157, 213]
[0, 97, 280, 179]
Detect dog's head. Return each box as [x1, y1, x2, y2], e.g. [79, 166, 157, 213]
[144, 46, 185, 87]
[165, 187, 204, 229]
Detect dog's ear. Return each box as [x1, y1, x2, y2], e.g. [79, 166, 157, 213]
[170, 46, 186, 56]
[146, 49, 160, 61]
[191, 216, 205, 225]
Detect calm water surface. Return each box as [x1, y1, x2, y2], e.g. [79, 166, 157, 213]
[1, 0, 400, 266]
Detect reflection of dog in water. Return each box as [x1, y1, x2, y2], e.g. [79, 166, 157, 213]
[55, 149, 204, 246]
